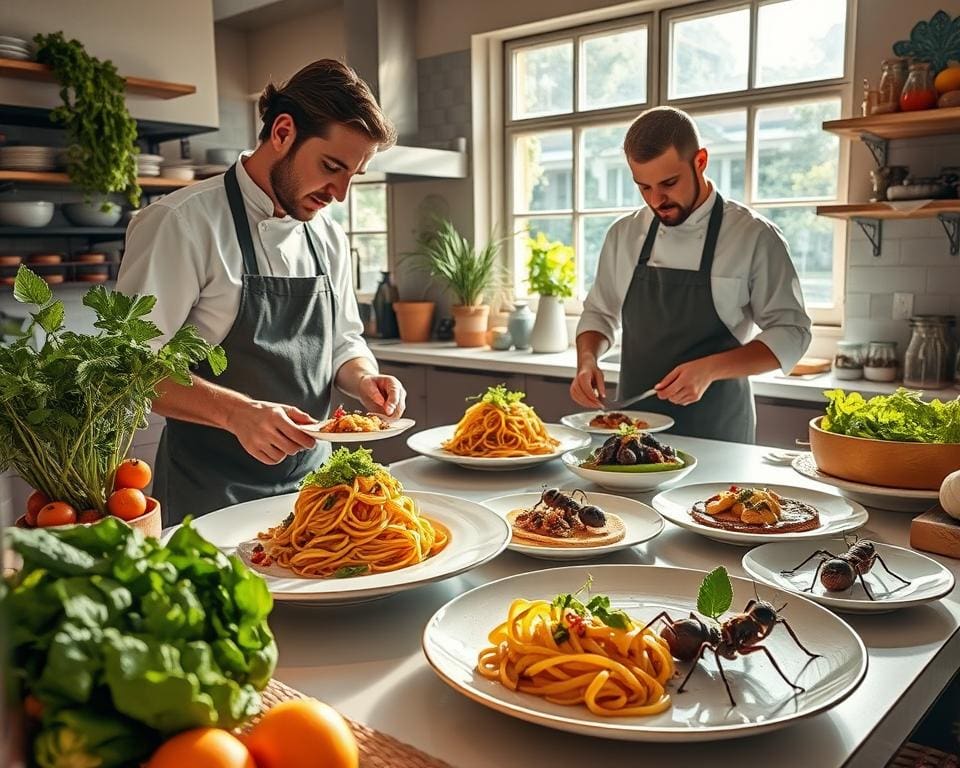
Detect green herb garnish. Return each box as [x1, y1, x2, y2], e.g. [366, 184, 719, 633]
[616, 422, 639, 437]
[334, 565, 370, 578]
[551, 575, 633, 630]
[697, 566, 734, 622]
[472, 384, 526, 411]
[822, 388, 960, 444]
[301, 447, 385, 488]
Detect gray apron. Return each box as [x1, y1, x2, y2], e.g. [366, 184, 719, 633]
[618, 193, 755, 443]
[154, 164, 334, 525]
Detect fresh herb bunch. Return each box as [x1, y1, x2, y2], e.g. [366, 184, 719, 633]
[412, 218, 504, 306]
[34, 31, 141, 207]
[822, 388, 960, 443]
[472, 384, 526, 411]
[526, 231, 575, 298]
[300, 446, 385, 488]
[0, 267, 226, 513]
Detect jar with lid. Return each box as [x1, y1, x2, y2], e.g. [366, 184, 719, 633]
[877, 58, 908, 113]
[864, 341, 898, 382]
[900, 62, 938, 111]
[833, 341, 864, 380]
[904, 316, 951, 389]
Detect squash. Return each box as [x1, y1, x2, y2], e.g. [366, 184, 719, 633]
[934, 65, 960, 95]
[940, 469, 960, 520]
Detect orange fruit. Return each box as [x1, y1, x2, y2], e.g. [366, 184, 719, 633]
[108, 488, 147, 521]
[115, 458, 152, 490]
[242, 699, 358, 768]
[77, 509, 103, 524]
[26, 490, 50, 526]
[37, 502, 77, 527]
[146, 728, 255, 768]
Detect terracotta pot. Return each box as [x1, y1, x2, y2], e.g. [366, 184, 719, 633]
[14, 496, 162, 539]
[451, 304, 490, 347]
[393, 301, 435, 343]
[809, 417, 960, 491]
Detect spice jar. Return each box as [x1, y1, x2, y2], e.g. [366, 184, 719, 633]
[877, 58, 908, 113]
[904, 316, 952, 389]
[833, 341, 864, 380]
[864, 341, 898, 382]
[900, 62, 938, 111]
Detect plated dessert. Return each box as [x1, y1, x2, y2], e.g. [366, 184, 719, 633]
[506, 489, 626, 548]
[691, 485, 821, 534]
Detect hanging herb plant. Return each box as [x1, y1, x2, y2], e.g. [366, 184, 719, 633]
[34, 31, 140, 207]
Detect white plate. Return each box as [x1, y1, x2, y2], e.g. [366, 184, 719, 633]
[407, 424, 590, 470]
[742, 540, 955, 613]
[651, 482, 869, 546]
[301, 417, 416, 443]
[560, 410, 675, 435]
[481, 490, 664, 560]
[562, 447, 697, 492]
[172, 490, 510, 604]
[422, 564, 867, 741]
[791, 453, 937, 512]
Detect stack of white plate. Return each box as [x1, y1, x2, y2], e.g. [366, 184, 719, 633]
[0, 35, 33, 61]
[135, 153, 163, 177]
[159, 159, 196, 181]
[0, 145, 58, 172]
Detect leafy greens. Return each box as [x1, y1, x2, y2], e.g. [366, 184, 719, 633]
[821, 388, 960, 444]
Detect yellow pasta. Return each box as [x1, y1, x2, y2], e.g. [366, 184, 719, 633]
[443, 386, 559, 457]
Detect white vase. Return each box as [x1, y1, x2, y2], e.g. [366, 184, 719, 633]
[530, 295, 568, 353]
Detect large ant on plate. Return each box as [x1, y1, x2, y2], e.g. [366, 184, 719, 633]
[641, 597, 820, 706]
[533, 488, 607, 528]
[779, 535, 911, 600]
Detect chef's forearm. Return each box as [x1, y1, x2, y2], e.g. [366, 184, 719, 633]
[575, 331, 612, 366]
[704, 340, 779, 381]
[334, 356, 380, 400]
[153, 375, 251, 430]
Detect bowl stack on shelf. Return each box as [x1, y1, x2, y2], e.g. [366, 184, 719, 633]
[62, 201, 122, 227]
[0, 34, 33, 61]
[135, 153, 163, 177]
[159, 159, 195, 181]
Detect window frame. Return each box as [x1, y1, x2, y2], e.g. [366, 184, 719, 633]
[331, 181, 391, 300]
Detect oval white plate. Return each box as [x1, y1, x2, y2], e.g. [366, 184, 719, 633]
[407, 424, 590, 470]
[481, 490, 664, 561]
[651, 482, 869, 546]
[742, 539, 955, 613]
[302, 416, 416, 443]
[562, 447, 697, 492]
[422, 564, 867, 741]
[560, 410, 675, 435]
[791, 453, 937, 512]
[171, 490, 510, 604]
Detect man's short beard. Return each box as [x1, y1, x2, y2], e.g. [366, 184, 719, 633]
[655, 160, 702, 227]
[269, 146, 310, 221]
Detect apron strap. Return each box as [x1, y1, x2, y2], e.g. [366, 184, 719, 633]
[304, 225, 327, 276]
[224, 164, 261, 276]
[638, 216, 660, 266]
[698, 192, 725, 275]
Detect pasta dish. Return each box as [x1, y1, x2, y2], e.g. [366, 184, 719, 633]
[477, 583, 674, 717]
[253, 447, 449, 577]
[442, 385, 559, 457]
[319, 405, 389, 433]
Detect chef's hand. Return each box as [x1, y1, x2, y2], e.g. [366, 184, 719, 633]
[357, 374, 407, 418]
[570, 359, 606, 409]
[227, 400, 318, 465]
[655, 358, 715, 406]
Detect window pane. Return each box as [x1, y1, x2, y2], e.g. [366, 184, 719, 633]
[514, 131, 573, 213]
[581, 123, 640, 210]
[581, 27, 648, 110]
[760, 206, 835, 307]
[669, 7, 749, 99]
[757, 0, 846, 87]
[581, 214, 620, 295]
[352, 184, 387, 231]
[513, 216, 573, 296]
[325, 198, 348, 230]
[756, 99, 840, 201]
[693, 110, 746, 201]
[353, 233, 388, 294]
[513, 41, 573, 119]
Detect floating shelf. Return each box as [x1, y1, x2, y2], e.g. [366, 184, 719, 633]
[816, 200, 960, 220]
[822, 107, 960, 141]
[0, 57, 196, 99]
[0, 170, 196, 190]
[0, 226, 127, 240]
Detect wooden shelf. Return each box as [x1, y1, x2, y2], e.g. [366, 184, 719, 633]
[0, 57, 196, 99]
[822, 107, 960, 140]
[816, 200, 960, 220]
[0, 226, 126, 240]
[0, 170, 196, 190]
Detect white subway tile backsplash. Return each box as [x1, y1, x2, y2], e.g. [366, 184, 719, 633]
[845, 292, 871, 318]
[914, 293, 956, 315]
[870, 292, 894, 319]
[882, 219, 950, 241]
[848, 237, 899, 266]
[846, 265, 927, 293]
[926, 266, 960, 294]
[900, 237, 956, 266]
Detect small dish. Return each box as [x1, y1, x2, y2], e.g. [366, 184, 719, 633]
[561, 447, 697, 492]
[560, 410, 675, 435]
[301, 416, 416, 443]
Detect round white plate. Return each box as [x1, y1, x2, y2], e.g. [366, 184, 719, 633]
[560, 410, 675, 435]
[422, 564, 867, 741]
[407, 424, 590, 470]
[742, 539, 955, 613]
[173, 490, 510, 604]
[561, 447, 697, 492]
[791, 453, 937, 512]
[651, 482, 869, 546]
[481, 490, 663, 560]
[301, 417, 416, 443]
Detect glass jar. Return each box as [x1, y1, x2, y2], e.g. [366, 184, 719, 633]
[900, 62, 938, 111]
[861, 78, 880, 116]
[878, 58, 908, 113]
[904, 316, 951, 389]
[864, 341, 898, 382]
[833, 341, 864, 380]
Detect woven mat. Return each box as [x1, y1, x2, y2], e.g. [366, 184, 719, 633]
[887, 741, 960, 768]
[250, 679, 453, 768]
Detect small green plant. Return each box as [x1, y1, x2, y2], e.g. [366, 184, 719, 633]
[526, 232, 575, 298]
[411, 219, 503, 306]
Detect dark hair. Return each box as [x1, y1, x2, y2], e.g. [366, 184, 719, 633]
[257, 59, 397, 148]
[623, 106, 701, 163]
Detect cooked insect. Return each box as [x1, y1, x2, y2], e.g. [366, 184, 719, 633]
[780, 536, 911, 600]
[585, 431, 678, 468]
[512, 489, 607, 539]
[536, 488, 606, 528]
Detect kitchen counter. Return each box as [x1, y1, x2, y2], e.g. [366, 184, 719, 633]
[267, 436, 959, 768]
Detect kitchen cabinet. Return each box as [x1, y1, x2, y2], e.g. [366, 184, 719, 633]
[754, 396, 821, 450]
[425, 366, 524, 428]
[523, 374, 577, 422]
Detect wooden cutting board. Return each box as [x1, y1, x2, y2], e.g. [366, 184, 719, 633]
[789, 357, 832, 376]
[910, 504, 960, 559]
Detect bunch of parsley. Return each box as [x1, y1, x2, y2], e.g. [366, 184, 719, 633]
[0, 267, 226, 512]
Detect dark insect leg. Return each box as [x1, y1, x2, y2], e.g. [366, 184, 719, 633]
[677, 641, 714, 695]
[638, 610, 678, 634]
[571, 489, 587, 504]
[872, 554, 912, 586]
[713, 648, 736, 707]
[856, 570, 876, 601]
[780, 550, 836, 576]
[776, 619, 821, 658]
[807, 558, 828, 593]
[740, 645, 805, 695]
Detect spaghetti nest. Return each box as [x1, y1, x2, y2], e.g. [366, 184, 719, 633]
[477, 597, 674, 717]
[257, 448, 449, 578]
[442, 385, 560, 457]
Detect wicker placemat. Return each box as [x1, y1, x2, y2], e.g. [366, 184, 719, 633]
[887, 741, 960, 768]
[249, 679, 453, 768]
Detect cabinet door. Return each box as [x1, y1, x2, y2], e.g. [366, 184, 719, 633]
[523, 374, 577, 423]
[755, 397, 821, 449]
[425, 367, 525, 427]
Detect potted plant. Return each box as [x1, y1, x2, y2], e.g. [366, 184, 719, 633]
[526, 232, 575, 353]
[391, 268, 435, 344]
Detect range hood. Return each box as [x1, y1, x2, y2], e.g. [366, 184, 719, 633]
[344, 0, 468, 180]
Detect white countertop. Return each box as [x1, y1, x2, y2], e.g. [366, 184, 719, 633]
[267, 436, 959, 768]
[367, 340, 960, 405]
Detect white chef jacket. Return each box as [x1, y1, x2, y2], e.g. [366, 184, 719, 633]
[577, 186, 812, 374]
[117, 154, 375, 377]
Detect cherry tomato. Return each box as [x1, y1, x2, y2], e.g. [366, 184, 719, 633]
[25, 490, 50, 527]
[37, 502, 77, 527]
[77, 509, 103, 524]
[114, 458, 152, 491]
[108, 488, 147, 521]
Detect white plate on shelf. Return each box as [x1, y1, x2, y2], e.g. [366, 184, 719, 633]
[560, 410, 675, 435]
[562, 447, 697, 492]
[651, 482, 869, 546]
[172, 490, 510, 605]
[742, 539, 955, 613]
[791, 453, 937, 512]
[301, 417, 416, 443]
[481, 490, 663, 560]
[422, 564, 867, 742]
[407, 424, 590, 470]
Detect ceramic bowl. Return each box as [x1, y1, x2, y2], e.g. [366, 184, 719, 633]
[561, 447, 698, 491]
[15, 496, 162, 539]
[62, 202, 122, 227]
[0, 201, 54, 227]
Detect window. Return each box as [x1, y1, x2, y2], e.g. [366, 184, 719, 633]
[504, 0, 850, 323]
[325, 183, 389, 295]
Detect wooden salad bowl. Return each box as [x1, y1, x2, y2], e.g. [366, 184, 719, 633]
[15, 496, 163, 539]
[809, 417, 960, 491]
